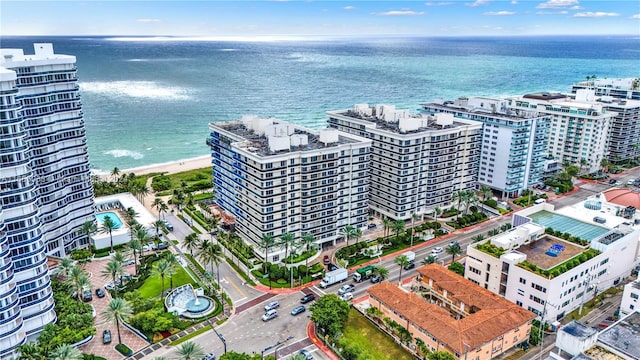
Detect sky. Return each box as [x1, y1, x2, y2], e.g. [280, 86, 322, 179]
[1, 0, 639, 37]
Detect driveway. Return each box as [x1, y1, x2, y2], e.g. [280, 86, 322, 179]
[79, 257, 150, 359]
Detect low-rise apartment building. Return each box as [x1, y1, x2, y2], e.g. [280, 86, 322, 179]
[465, 204, 640, 323]
[620, 280, 640, 316]
[368, 265, 536, 360]
[421, 97, 549, 198]
[209, 116, 371, 261]
[327, 104, 482, 220]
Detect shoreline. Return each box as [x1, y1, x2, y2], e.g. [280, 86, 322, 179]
[96, 155, 211, 179]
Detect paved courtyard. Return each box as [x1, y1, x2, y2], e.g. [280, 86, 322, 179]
[78, 257, 150, 359]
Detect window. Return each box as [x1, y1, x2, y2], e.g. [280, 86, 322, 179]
[631, 293, 639, 300]
[519, 278, 526, 284]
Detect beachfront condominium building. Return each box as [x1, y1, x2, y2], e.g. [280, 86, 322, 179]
[421, 97, 549, 198]
[209, 116, 371, 261]
[0, 43, 95, 355]
[368, 265, 536, 360]
[572, 77, 640, 101]
[507, 90, 615, 174]
[465, 203, 640, 323]
[327, 104, 482, 221]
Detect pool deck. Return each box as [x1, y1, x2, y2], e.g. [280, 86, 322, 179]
[517, 235, 585, 270]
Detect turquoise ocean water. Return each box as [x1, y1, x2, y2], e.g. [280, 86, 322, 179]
[2, 36, 638, 172]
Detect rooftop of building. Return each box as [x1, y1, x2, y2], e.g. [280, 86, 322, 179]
[597, 311, 640, 360]
[0, 43, 74, 66]
[515, 235, 587, 270]
[581, 346, 626, 360]
[602, 188, 640, 210]
[526, 210, 610, 241]
[553, 194, 640, 232]
[211, 116, 366, 157]
[523, 92, 568, 101]
[328, 103, 480, 135]
[420, 97, 545, 121]
[631, 280, 640, 291]
[368, 265, 536, 353]
[574, 78, 640, 91]
[561, 321, 598, 339]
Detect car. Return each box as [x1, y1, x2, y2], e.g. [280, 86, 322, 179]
[627, 179, 635, 186]
[301, 293, 316, 304]
[338, 284, 355, 295]
[82, 289, 92, 302]
[328, 264, 338, 271]
[202, 353, 216, 360]
[264, 300, 280, 311]
[183, 218, 192, 226]
[403, 262, 416, 270]
[367, 223, 377, 229]
[323, 255, 330, 265]
[340, 292, 353, 301]
[123, 258, 135, 266]
[448, 241, 459, 247]
[299, 349, 314, 360]
[431, 247, 444, 254]
[608, 178, 618, 184]
[157, 242, 169, 250]
[370, 274, 381, 283]
[147, 242, 158, 251]
[95, 288, 106, 298]
[104, 280, 122, 291]
[635, 179, 640, 186]
[102, 329, 112, 344]
[262, 309, 278, 321]
[291, 305, 306, 316]
[163, 220, 174, 231]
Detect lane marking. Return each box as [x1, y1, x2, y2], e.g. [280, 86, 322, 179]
[225, 276, 247, 297]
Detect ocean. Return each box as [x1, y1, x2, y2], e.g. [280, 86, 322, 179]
[1, 35, 638, 173]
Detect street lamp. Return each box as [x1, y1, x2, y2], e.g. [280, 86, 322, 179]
[261, 336, 294, 360]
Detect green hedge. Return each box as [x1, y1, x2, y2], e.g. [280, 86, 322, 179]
[115, 344, 132, 356]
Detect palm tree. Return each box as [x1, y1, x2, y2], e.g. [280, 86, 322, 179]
[18, 343, 45, 360]
[301, 233, 315, 277]
[433, 207, 442, 223]
[392, 220, 405, 240]
[395, 255, 409, 285]
[124, 206, 138, 223]
[50, 344, 83, 360]
[79, 220, 97, 252]
[353, 228, 363, 244]
[382, 218, 392, 239]
[111, 167, 120, 182]
[166, 253, 179, 291]
[340, 225, 356, 246]
[54, 257, 75, 280]
[411, 212, 419, 233]
[138, 185, 150, 205]
[472, 234, 485, 243]
[465, 190, 478, 214]
[422, 255, 437, 265]
[175, 341, 205, 360]
[259, 234, 276, 289]
[101, 215, 117, 253]
[154, 259, 172, 299]
[128, 238, 143, 275]
[102, 297, 133, 345]
[153, 197, 164, 215]
[374, 266, 390, 281]
[102, 259, 124, 297]
[159, 202, 169, 220]
[183, 232, 201, 257]
[153, 219, 165, 243]
[66, 266, 90, 299]
[445, 243, 462, 263]
[479, 185, 493, 202]
[280, 232, 295, 262]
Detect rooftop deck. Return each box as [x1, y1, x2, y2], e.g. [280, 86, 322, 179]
[516, 236, 585, 270]
[597, 311, 640, 360]
[527, 210, 610, 241]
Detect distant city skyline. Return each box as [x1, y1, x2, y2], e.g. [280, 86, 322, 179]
[2, 0, 638, 38]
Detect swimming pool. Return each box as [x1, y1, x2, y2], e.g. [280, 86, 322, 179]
[527, 210, 609, 241]
[96, 211, 124, 229]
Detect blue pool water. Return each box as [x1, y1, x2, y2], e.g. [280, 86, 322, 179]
[96, 211, 123, 228]
[528, 210, 609, 241]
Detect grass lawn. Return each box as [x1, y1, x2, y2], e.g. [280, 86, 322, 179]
[342, 309, 414, 360]
[137, 265, 197, 299]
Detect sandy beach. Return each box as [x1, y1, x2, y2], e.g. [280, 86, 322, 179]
[101, 155, 211, 179]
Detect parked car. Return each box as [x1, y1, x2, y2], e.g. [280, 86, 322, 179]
[95, 288, 106, 298]
[182, 218, 192, 226]
[163, 220, 174, 231]
[264, 300, 280, 311]
[370, 274, 381, 283]
[403, 262, 416, 270]
[102, 329, 112, 344]
[123, 258, 135, 266]
[340, 292, 354, 301]
[82, 289, 92, 302]
[301, 293, 316, 304]
[291, 305, 306, 316]
[367, 223, 377, 229]
[202, 353, 216, 360]
[147, 242, 158, 251]
[328, 264, 338, 271]
[299, 349, 314, 360]
[338, 284, 355, 295]
[262, 309, 278, 321]
[608, 178, 618, 184]
[323, 255, 330, 265]
[627, 179, 635, 186]
[157, 241, 169, 250]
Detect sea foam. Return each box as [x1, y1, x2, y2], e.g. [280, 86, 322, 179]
[104, 149, 144, 160]
[80, 81, 190, 100]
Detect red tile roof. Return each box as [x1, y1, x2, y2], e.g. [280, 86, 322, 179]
[603, 188, 640, 209]
[368, 264, 536, 353]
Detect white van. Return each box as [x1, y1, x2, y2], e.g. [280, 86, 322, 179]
[534, 198, 546, 204]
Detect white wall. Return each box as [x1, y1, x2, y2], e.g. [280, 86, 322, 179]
[620, 280, 640, 315]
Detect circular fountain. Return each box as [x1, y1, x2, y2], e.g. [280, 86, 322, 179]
[165, 284, 216, 318]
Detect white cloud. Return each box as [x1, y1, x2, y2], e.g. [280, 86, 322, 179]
[573, 11, 620, 17]
[424, 2, 453, 6]
[374, 10, 424, 16]
[136, 19, 161, 23]
[466, 0, 489, 7]
[536, 10, 568, 15]
[484, 11, 515, 16]
[511, 0, 517, 3]
[570, 5, 583, 10]
[632, 14, 640, 19]
[536, 0, 578, 9]
[343, 6, 356, 10]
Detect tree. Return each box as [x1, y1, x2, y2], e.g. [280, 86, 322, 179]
[102, 259, 124, 297]
[111, 167, 120, 182]
[280, 232, 295, 262]
[465, 189, 478, 214]
[579, 158, 588, 174]
[445, 243, 462, 263]
[166, 252, 179, 291]
[301, 233, 315, 276]
[54, 257, 75, 280]
[433, 207, 442, 223]
[18, 343, 45, 359]
[310, 294, 351, 338]
[67, 272, 91, 300]
[49, 344, 83, 360]
[340, 225, 356, 246]
[102, 297, 133, 345]
[374, 266, 389, 281]
[199, 240, 223, 287]
[101, 215, 117, 253]
[353, 228, 363, 244]
[382, 218, 392, 239]
[422, 255, 437, 265]
[395, 255, 409, 285]
[448, 262, 465, 276]
[183, 232, 201, 257]
[428, 351, 456, 360]
[79, 221, 97, 252]
[479, 185, 493, 202]
[176, 341, 205, 360]
[153, 219, 166, 243]
[153, 259, 172, 299]
[392, 220, 405, 240]
[153, 197, 165, 216]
